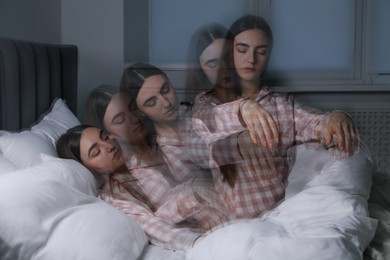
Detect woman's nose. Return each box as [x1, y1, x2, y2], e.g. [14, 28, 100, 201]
[104, 141, 116, 152]
[248, 51, 256, 64]
[161, 96, 171, 108]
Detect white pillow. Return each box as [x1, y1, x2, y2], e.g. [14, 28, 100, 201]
[0, 156, 148, 260]
[0, 154, 18, 174]
[0, 99, 80, 169]
[39, 153, 98, 195]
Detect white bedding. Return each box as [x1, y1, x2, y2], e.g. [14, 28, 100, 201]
[0, 99, 148, 260]
[0, 155, 148, 260]
[0, 98, 378, 260]
[143, 146, 378, 260]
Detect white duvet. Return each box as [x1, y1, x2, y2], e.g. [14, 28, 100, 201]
[0, 92, 377, 260]
[0, 144, 377, 260]
[143, 145, 378, 260]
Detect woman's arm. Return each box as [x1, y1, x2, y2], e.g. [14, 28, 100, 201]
[289, 95, 359, 156]
[100, 178, 202, 251]
[192, 92, 246, 134]
[192, 92, 278, 146]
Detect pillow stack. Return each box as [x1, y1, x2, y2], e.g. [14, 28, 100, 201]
[0, 99, 148, 260]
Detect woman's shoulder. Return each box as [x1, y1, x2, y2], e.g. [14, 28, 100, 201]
[261, 86, 291, 101]
[194, 90, 213, 101]
[193, 89, 223, 107]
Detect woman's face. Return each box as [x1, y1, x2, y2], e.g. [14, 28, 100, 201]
[135, 74, 179, 124]
[103, 93, 147, 144]
[199, 39, 233, 89]
[233, 28, 271, 83]
[79, 127, 125, 174]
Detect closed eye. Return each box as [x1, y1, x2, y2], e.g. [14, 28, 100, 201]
[144, 97, 156, 107]
[235, 43, 249, 54]
[112, 112, 125, 125]
[236, 46, 247, 54]
[160, 81, 171, 94]
[88, 143, 99, 158]
[256, 47, 270, 56]
[205, 59, 219, 69]
[90, 147, 100, 157]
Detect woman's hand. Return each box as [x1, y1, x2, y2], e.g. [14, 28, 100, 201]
[239, 99, 279, 147]
[325, 111, 360, 157]
[237, 131, 277, 178]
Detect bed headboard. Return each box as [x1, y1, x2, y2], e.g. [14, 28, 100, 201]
[0, 37, 78, 131]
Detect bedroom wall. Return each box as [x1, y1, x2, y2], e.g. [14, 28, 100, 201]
[61, 0, 124, 123]
[0, 0, 61, 43]
[0, 0, 124, 123]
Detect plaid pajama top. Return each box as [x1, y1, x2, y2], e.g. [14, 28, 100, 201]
[156, 109, 239, 180]
[191, 87, 330, 218]
[99, 153, 229, 251]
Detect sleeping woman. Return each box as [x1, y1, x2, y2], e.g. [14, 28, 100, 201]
[56, 124, 230, 251]
[76, 82, 279, 249]
[55, 86, 232, 251]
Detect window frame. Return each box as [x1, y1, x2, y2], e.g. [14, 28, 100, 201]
[250, 0, 390, 91]
[125, 0, 390, 91]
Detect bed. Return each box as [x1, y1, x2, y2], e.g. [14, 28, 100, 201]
[0, 37, 386, 260]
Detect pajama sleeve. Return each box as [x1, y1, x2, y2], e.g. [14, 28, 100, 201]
[192, 92, 246, 134]
[99, 178, 201, 251]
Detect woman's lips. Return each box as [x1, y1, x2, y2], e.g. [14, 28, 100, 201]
[243, 67, 255, 72]
[165, 107, 178, 117]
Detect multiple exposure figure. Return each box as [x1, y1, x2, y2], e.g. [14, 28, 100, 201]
[57, 14, 362, 251]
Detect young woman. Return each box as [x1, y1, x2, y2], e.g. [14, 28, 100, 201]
[119, 62, 243, 182]
[190, 15, 361, 218]
[120, 62, 281, 219]
[56, 125, 229, 251]
[186, 22, 279, 146]
[225, 14, 359, 154]
[86, 84, 158, 165]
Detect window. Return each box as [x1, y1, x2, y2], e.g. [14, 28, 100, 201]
[365, 0, 390, 84]
[124, 0, 248, 67]
[124, 0, 390, 87]
[267, 0, 357, 78]
[253, 0, 390, 88]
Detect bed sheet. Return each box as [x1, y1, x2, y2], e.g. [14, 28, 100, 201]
[141, 145, 377, 260]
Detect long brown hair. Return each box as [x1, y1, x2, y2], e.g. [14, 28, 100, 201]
[119, 63, 169, 163]
[56, 124, 93, 163]
[186, 22, 238, 103]
[86, 84, 118, 131]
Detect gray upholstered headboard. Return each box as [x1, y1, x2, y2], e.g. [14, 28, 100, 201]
[0, 37, 78, 131]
